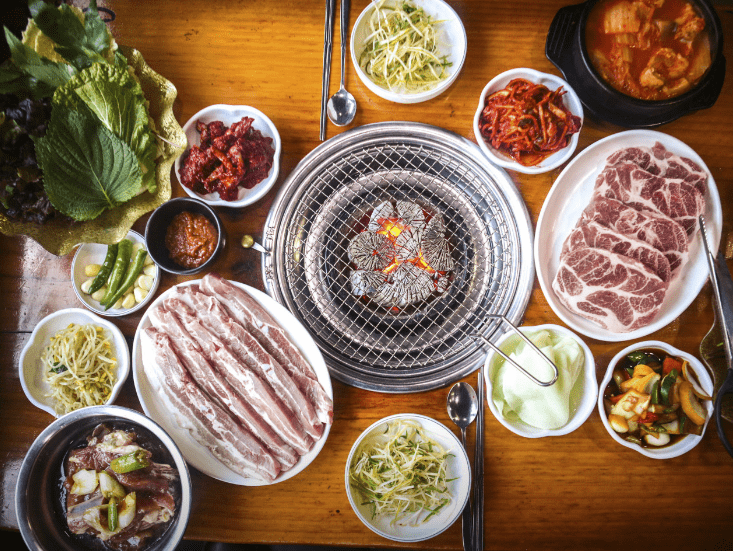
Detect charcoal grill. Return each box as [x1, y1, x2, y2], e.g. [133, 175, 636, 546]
[262, 122, 534, 392]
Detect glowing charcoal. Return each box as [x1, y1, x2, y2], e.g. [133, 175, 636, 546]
[350, 269, 386, 296]
[421, 215, 454, 271]
[368, 201, 397, 232]
[394, 226, 421, 263]
[371, 263, 434, 307]
[347, 232, 396, 271]
[396, 200, 427, 232]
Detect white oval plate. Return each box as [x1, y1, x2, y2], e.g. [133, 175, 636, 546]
[535, 130, 722, 341]
[19, 308, 130, 417]
[71, 230, 159, 317]
[174, 104, 281, 207]
[345, 413, 470, 543]
[132, 280, 332, 486]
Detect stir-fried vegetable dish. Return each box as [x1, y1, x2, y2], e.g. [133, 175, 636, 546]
[349, 419, 454, 525]
[602, 348, 711, 448]
[358, 0, 452, 93]
[478, 78, 581, 166]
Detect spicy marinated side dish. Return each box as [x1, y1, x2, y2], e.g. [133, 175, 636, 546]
[64, 425, 178, 550]
[164, 211, 218, 269]
[602, 348, 710, 447]
[179, 117, 275, 201]
[585, 0, 712, 100]
[477, 78, 581, 166]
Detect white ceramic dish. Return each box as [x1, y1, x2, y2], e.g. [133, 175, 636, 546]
[473, 68, 583, 174]
[19, 308, 130, 417]
[345, 413, 470, 543]
[535, 129, 722, 341]
[133, 279, 332, 486]
[174, 104, 281, 207]
[484, 324, 597, 438]
[71, 230, 159, 317]
[598, 341, 713, 459]
[350, 0, 467, 104]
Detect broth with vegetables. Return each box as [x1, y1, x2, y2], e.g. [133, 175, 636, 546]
[603, 348, 710, 448]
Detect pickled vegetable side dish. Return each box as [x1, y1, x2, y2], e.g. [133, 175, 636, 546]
[602, 348, 711, 448]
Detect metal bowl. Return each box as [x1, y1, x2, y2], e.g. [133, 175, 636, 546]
[546, 0, 726, 127]
[15, 405, 192, 551]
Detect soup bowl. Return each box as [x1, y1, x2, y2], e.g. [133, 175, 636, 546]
[546, 0, 725, 127]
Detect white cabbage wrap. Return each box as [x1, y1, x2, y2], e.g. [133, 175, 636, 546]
[490, 329, 584, 430]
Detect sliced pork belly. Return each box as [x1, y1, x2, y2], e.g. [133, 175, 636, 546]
[552, 246, 668, 333]
[605, 142, 708, 195]
[164, 293, 323, 441]
[580, 196, 688, 275]
[144, 328, 280, 482]
[594, 162, 705, 236]
[562, 220, 672, 283]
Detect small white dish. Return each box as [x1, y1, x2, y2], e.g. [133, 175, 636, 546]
[484, 324, 597, 438]
[350, 0, 467, 104]
[535, 129, 723, 341]
[345, 413, 470, 543]
[598, 341, 713, 459]
[473, 68, 583, 174]
[71, 230, 159, 317]
[19, 308, 130, 417]
[174, 104, 281, 207]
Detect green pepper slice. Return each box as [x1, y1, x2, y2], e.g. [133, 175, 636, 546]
[659, 369, 678, 405]
[650, 380, 660, 404]
[110, 450, 150, 474]
[108, 497, 118, 532]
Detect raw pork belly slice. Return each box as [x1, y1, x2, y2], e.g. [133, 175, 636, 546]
[144, 328, 280, 482]
[605, 142, 708, 195]
[580, 197, 688, 276]
[552, 247, 668, 333]
[594, 162, 705, 236]
[562, 220, 672, 283]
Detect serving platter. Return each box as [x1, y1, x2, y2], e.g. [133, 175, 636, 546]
[535, 129, 723, 342]
[132, 279, 332, 486]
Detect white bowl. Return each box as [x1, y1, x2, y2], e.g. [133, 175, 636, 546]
[350, 0, 467, 104]
[484, 324, 597, 438]
[174, 104, 281, 207]
[598, 341, 714, 459]
[473, 68, 583, 174]
[345, 413, 471, 543]
[71, 230, 159, 317]
[19, 308, 130, 417]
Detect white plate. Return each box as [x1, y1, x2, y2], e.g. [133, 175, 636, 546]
[345, 413, 471, 543]
[132, 280, 332, 486]
[19, 308, 130, 417]
[472, 68, 583, 174]
[174, 104, 281, 207]
[71, 230, 159, 317]
[535, 130, 722, 341]
[350, 0, 467, 104]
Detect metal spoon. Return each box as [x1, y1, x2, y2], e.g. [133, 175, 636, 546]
[327, 0, 356, 126]
[447, 382, 478, 551]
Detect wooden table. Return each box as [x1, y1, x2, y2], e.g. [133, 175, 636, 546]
[2, 1, 733, 549]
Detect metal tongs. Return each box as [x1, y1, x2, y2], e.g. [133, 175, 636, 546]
[699, 215, 733, 459]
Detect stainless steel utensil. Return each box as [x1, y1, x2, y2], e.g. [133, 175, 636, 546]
[327, 0, 356, 127]
[699, 215, 733, 458]
[447, 382, 478, 551]
[320, 0, 337, 140]
[473, 371, 485, 551]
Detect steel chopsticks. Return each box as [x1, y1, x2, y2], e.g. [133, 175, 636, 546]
[320, 0, 337, 141]
[473, 371, 485, 551]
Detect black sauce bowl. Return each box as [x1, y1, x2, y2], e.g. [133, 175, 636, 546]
[145, 197, 225, 275]
[546, 0, 726, 128]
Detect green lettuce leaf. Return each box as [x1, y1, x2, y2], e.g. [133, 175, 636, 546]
[53, 63, 157, 193]
[33, 105, 142, 221]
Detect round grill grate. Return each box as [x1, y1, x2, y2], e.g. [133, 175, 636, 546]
[263, 123, 534, 392]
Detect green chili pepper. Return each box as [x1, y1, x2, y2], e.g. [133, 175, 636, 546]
[679, 412, 687, 434]
[100, 239, 132, 306]
[88, 243, 118, 294]
[108, 497, 118, 532]
[110, 450, 150, 474]
[103, 248, 147, 311]
[659, 369, 677, 405]
[650, 380, 660, 404]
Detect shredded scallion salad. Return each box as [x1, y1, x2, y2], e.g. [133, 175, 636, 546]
[359, 0, 452, 93]
[349, 419, 455, 525]
[42, 323, 117, 415]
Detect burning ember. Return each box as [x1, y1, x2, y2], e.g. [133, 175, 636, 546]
[347, 200, 454, 308]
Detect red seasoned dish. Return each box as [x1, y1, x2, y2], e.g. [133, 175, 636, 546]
[179, 117, 275, 201]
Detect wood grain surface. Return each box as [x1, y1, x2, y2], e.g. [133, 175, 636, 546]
[1, 1, 733, 549]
